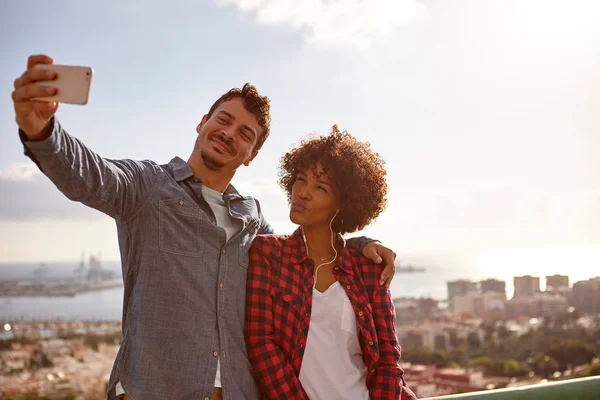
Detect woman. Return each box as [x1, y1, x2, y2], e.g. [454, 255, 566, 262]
[244, 126, 416, 400]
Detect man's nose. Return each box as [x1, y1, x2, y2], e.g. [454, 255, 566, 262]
[221, 127, 235, 140]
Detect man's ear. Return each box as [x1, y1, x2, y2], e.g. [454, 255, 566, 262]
[244, 150, 259, 167]
[196, 114, 208, 134]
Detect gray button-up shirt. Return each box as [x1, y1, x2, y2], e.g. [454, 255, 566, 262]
[20, 119, 371, 400]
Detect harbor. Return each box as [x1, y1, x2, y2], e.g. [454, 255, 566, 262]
[0, 253, 122, 298]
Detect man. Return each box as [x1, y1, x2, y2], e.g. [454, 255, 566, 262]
[11, 55, 397, 400]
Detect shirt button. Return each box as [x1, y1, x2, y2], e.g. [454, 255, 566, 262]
[369, 341, 374, 346]
[221, 249, 226, 254]
[212, 220, 216, 225]
[178, 200, 184, 206]
[196, 194, 202, 199]
[334, 267, 339, 271]
[219, 283, 224, 289]
[213, 351, 218, 357]
[194, 178, 200, 183]
[358, 311, 363, 316]
[346, 285, 351, 289]
[218, 315, 222, 320]
[371, 369, 375, 373]
[204, 397, 210, 400]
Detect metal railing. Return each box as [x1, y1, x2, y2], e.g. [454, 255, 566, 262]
[424, 375, 600, 399]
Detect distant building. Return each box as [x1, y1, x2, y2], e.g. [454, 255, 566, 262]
[572, 277, 600, 315]
[434, 368, 486, 395]
[453, 293, 483, 316]
[447, 280, 478, 311]
[546, 275, 569, 291]
[401, 364, 510, 397]
[397, 326, 450, 351]
[394, 299, 419, 325]
[480, 279, 506, 295]
[506, 292, 568, 319]
[401, 364, 437, 398]
[453, 291, 506, 320]
[513, 275, 541, 299]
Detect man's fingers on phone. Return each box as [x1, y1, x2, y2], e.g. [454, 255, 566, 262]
[32, 100, 58, 112]
[15, 68, 57, 89]
[27, 54, 53, 70]
[12, 84, 57, 102]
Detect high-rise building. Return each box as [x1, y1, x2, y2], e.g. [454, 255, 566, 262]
[513, 275, 541, 299]
[447, 280, 478, 311]
[546, 275, 569, 291]
[480, 279, 506, 297]
[572, 277, 600, 314]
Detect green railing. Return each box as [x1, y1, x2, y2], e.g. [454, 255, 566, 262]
[425, 376, 600, 400]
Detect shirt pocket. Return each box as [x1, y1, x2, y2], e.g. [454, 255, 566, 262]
[341, 298, 358, 335]
[158, 198, 204, 257]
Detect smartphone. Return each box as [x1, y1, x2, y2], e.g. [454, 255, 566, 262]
[34, 64, 94, 105]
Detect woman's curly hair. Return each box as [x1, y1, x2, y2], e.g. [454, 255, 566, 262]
[278, 125, 388, 235]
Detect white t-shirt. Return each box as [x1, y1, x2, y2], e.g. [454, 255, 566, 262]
[298, 281, 369, 400]
[200, 185, 242, 388]
[116, 184, 241, 396]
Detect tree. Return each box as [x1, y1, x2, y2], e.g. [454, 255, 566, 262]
[467, 332, 481, 349]
[546, 340, 595, 371]
[529, 353, 559, 379]
[497, 324, 511, 340]
[588, 364, 600, 377]
[503, 359, 530, 377]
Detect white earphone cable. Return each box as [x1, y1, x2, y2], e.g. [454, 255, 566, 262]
[302, 210, 339, 288]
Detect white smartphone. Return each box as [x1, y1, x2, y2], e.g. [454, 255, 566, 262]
[34, 64, 94, 105]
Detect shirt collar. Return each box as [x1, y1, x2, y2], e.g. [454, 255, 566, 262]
[169, 157, 194, 182]
[168, 157, 249, 200]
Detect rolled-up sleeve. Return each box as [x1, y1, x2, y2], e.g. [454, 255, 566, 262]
[20, 118, 160, 222]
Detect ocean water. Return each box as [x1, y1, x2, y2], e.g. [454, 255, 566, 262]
[0, 260, 453, 321]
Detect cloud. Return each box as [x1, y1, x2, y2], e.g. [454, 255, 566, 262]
[359, 188, 600, 253]
[0, 163, 42, 181]
[0, 163, 105, 221]
[215, 0, 425, 49]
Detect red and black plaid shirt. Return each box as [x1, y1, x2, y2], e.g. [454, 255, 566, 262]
[244, 229, 417, 400]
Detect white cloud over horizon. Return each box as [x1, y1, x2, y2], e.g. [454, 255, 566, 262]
[3, 160, 597, 253]
[0, 163, 42, 181]
[215, 0, 426, 49]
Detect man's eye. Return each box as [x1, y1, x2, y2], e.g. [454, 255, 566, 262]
[317, 186, 327, 192]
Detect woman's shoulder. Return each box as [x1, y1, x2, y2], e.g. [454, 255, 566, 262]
[251, 233, 295, 252]
[345, 247, 382, 283]
[252, 233, 290, 244]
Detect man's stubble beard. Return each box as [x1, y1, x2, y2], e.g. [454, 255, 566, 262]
[200, 149, 225, 171]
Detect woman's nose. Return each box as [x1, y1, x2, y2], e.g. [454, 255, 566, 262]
[297, 186, 311, 199]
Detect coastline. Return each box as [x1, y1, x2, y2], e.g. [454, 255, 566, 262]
[0, 282, 123, 298]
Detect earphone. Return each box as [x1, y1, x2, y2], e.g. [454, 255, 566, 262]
[302, 209, 339, 288]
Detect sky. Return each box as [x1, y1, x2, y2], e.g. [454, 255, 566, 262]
[0, 0, 599, 288]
